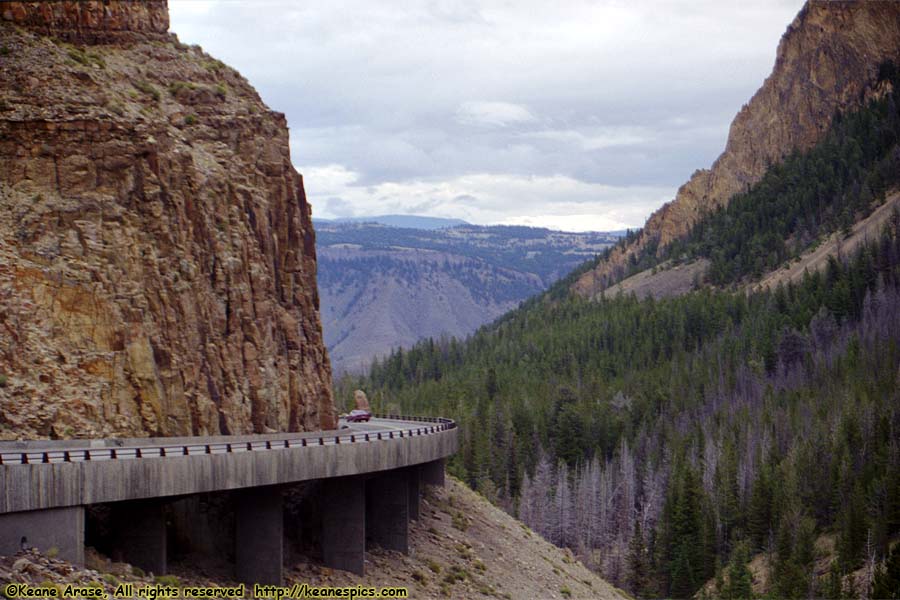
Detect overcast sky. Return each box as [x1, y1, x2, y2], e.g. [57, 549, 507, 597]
[169, 0, 805, 232]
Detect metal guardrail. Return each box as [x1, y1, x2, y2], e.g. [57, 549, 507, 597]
[0, 415, 456, 466]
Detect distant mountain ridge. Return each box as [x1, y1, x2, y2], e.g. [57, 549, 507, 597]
[314, 214, 469, 230]
[316, 221, 620, 374]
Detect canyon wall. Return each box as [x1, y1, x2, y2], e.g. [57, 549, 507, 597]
[0, 1, 336, 438]
[575, 0, 900, 298]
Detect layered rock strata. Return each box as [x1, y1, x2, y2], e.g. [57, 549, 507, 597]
[0, 0, 169, 44]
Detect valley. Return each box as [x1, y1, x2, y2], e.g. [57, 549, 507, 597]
[352, 3, 900, 598]
[317, 222, 619, 374]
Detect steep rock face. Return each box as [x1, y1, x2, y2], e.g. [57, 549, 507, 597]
[574, 0, 900, 298]
[0, 1, 335, 438]
[0, 0, 169, 44]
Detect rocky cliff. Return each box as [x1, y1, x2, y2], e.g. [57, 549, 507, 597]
[0, 0, 169, 44]
[574, 0, 900, 298]
[0, 0, 336, 438]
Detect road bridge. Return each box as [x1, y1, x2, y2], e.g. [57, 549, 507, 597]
[0, 415, 458, 583]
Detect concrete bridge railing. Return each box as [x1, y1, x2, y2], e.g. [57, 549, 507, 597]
[0, 416, 454, 465]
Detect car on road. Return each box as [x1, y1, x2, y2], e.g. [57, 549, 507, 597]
[345, 409, 372, 423]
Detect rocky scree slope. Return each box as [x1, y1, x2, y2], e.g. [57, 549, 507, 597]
[0, 0, 335, 439]
[575, 0, 900, 298]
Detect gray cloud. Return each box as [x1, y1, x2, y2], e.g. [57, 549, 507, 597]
[170, 0, 805, 231]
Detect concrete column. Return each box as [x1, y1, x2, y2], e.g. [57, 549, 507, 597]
[407, 467, 421, 521]
[321, 476, 365, 576]
[235, 487, 283, 585]
[366, 470, 409, 554]
[0, 507, 84, 565]
[111, 500, 167, 575]
[420, 458, 446, 487]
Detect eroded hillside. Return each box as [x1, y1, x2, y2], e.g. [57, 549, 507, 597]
[317, 223, 617, 374]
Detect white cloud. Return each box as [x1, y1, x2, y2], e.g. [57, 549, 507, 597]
[303, 165, 671, 231]
[456, 101, 535, 127]
[523, 127, 649, 151]
[170, 0, 807, 228]
[304, 164, 360, 190]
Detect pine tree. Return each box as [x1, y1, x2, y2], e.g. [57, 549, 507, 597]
[872, 542, 900, 600]
[825, 561, 845, 600]
[716, 439, 742, 548]
[668, 465, 706, 598]
[484, 366, 498, 402]
[838, 482, 868, 572]
[747, 464, 773, 552]
[627, 519, 649, 597]
[722, 540, 753, 600]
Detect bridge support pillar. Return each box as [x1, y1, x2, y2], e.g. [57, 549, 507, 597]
[407, 467, 420, 521]
[0, 507, 84, 565]
[111, 500, 167, 575]
[366, 470, 409, 554]
[322, 476, 365, 575]
[235, 486, 283, 585]
[421, 458, 445, 487]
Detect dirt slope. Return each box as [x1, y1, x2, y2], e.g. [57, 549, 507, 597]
[288, 477, 627, 599]
[752, 191, 900, 292]
[600, 259, 709, 300]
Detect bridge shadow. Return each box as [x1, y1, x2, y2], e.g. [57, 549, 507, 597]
[78, 460, 446, 584]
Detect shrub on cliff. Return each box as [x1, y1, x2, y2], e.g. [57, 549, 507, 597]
[133, 80, 160, 101]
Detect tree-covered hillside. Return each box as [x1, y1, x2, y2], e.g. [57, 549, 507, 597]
[341, 63, 900, 598]
[349, 215, 900, 599]
[598, 62, 900, 290]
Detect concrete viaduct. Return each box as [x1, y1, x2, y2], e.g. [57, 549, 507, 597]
[0, 415, 458, 584]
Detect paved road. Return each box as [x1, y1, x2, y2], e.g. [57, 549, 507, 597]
[341, 417, 422, 433]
